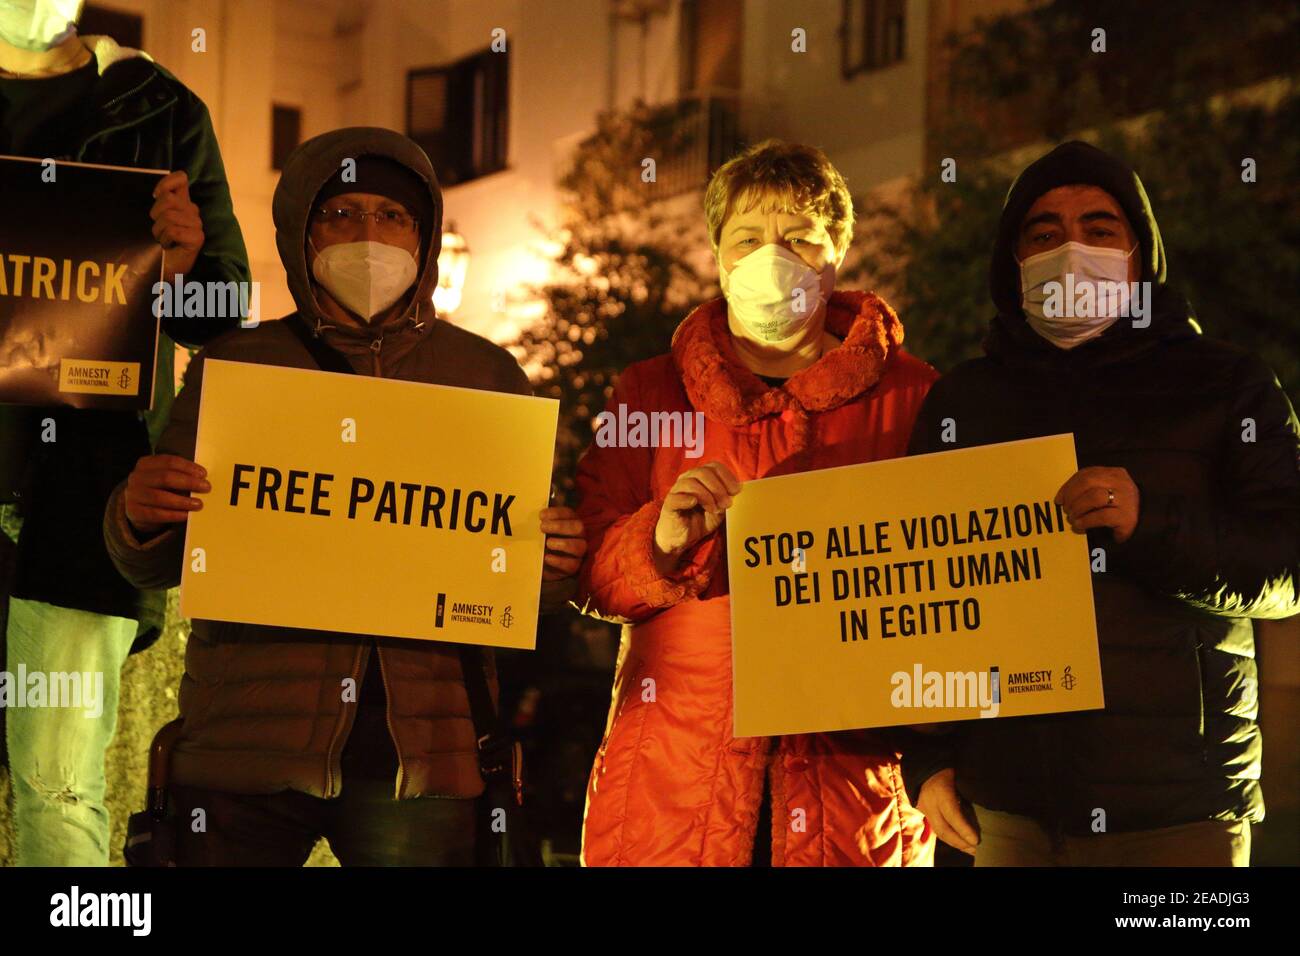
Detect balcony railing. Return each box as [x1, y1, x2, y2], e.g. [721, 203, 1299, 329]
[645, 92, 742, 200]
[556, 93, 743, 210]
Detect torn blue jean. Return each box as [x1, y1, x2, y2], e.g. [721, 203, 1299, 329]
[5, 597, 137, 866]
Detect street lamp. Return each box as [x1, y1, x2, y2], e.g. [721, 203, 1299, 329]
[434, 221, 470, 316]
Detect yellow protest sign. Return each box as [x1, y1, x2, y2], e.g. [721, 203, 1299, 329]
[180, 359, 558, 648]
[727, 434, 1104, 736]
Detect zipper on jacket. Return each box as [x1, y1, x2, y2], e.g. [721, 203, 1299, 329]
[593, 653, 643, 776]
[325, 642, 366, 798]
[1192, 638, 1208, 764]
[76, 101, 175, 160]
[374, 643, 407, 799]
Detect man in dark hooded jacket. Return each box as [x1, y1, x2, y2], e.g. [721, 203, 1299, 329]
[900, 141, 1300, 866]
[102, 127, 586, 865]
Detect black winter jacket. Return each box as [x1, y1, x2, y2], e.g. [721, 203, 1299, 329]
[899, 142, 1300, 835]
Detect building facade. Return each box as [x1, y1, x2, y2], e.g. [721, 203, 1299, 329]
[84, 0, 949, 339]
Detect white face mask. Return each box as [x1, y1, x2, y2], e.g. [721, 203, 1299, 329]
[0, 0, 82, 52]
[311, 240, 419, 322]
[1019, 240, 1136, 349]
[721, 244, 836, 344]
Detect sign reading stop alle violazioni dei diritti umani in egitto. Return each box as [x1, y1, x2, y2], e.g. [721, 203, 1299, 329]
[726, 434, 1105, 737]
[180, 359, 558, 648]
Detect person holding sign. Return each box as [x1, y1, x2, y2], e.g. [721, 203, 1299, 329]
[103, 127, 585, 866]
[900, 141, 1300, 866]
[574, 140, 939, 866]
[0, 3, 249, 866]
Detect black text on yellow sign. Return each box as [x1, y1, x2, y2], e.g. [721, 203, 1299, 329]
[180, 359, 558, 648]
[726, 435, 1105, 737]
[743, 499, 1066, 641]
[227, 465, 517, 533]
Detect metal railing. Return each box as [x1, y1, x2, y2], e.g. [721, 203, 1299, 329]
[645, 92, 742, 200]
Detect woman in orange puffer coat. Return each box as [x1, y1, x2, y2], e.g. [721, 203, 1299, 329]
[574, 141, 938, 866]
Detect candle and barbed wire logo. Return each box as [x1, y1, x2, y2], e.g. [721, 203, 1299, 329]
[500, 605, 514, 629]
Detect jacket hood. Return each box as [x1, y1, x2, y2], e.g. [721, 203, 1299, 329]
[985, 140, 1197, 364]
[273, 127, 443, 337]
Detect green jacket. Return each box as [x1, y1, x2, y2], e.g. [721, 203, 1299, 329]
[72, 34, 252, 433]
[6, 34, 250, 647]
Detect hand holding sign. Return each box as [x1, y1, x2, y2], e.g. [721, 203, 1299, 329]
[541, 506, 587, 580]
[653, 461, 741, 574]
[917, 768, 979, 856]
[151, 170, 205, 282]
[1055, 465, 1140, 543]
[124, 454, 210, 534]
[129, 448, 586, 580]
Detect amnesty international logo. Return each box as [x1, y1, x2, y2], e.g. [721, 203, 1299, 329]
[433, 593, 512, 632]
[1061, 665, 1077, 691]
[58, 359, 141, 396]
[1004, 669, 1052, 694]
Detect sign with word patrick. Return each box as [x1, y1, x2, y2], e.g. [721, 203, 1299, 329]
[181, 359, 558, 648]
[0, 155, 164, 410]
[727, 434, 1104, 736]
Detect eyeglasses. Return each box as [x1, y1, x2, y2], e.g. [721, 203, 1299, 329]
[313, 205, 418, 239]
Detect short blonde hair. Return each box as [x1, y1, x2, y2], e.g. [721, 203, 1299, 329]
[704, 139, 854, 256]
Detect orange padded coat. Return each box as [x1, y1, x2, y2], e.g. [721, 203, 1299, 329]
[575, 291, 939, 866]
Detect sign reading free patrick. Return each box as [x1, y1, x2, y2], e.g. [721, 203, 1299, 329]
[181, 359, 558, 648]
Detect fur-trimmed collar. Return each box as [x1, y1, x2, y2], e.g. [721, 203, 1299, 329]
[79, 34, 151, 73]
[670, 290, 905, 426]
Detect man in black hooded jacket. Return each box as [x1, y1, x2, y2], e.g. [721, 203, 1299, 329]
[900, 141, 1300, 866]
